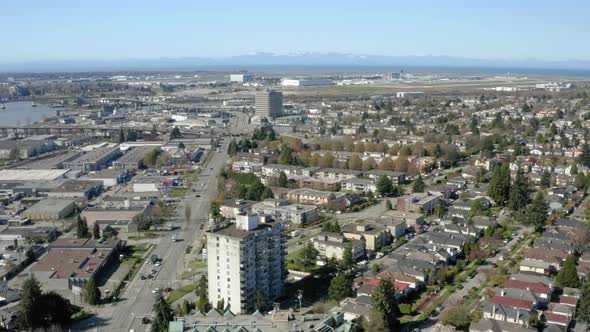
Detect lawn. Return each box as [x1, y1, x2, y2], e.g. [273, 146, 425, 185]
[167, 283, 197, 304]
[186, 260, 207, 269]
[169, 188, 189, 198]
[183, 171, 200, 182]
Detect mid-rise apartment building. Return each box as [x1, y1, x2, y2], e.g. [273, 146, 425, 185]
[207, 214, 285, 314]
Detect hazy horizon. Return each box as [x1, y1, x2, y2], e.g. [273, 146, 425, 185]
[1, 0, 589, 65]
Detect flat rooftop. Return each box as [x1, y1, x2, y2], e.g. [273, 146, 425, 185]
[0, 169, 70, 181]
[23, 198, 75, 214]
[114, 147, 155, 163]
[32, 248, 111, 279]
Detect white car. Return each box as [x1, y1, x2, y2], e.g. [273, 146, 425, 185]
[152, 288, 160, 293]
[155, 261, 161, 267]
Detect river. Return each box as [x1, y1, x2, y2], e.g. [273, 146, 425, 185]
[0, 101, 57, 127]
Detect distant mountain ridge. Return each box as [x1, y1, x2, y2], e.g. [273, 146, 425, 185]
[2, 52, 590, 73]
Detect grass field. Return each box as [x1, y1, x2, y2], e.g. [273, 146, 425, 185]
[167, 283, 197, 304]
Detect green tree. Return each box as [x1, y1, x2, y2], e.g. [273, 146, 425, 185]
[555, 256, 580, 288]
[412, 175, 425, 193]
[261, 187, 274, 200]
[571, 163, 579, 175]
[579, 144, 590, 167]
[578, 274, 590, 322]
[371, 263, 380, 274]
[210, 201, 222, 221]
[528, 311, 540, 329]
[328, 274, 352, 301]
[489, 165, 511, 206]
[509, 168, 530, 211]
[340, 245, 354, 272]
[76, 216, 89, 238]
[93, 222, 100, 239]
[433, 144, 442, 158]
[151, 291, 174, 332]
[322, 220, 340, 233]
[480, 136, 495, 158]
[370, 278, 400, 331]
[524, 191, 548, 231]
[227, 139, 238, 156]
[398, 303, 413, 315]
[468, 200, 486, 217]
[17, 274, 43, 330]
[83, 277, 101, 305]
[278, 171, 288, 188]
[39, 292, 72, 327]
[195, 275, 211, 312]
[216, 298, 225, 310]
[541, 171, 551, 189]
[376, 175, 394, 197]
[278, 145, 294, 165]
[171, 126, 181, 138]
[484, 225, 494, 238]
[297, 243, 319, 272]
[267, 128, 277, 141]
[512, 142, 522, 159]
[255, 288, 267, 311]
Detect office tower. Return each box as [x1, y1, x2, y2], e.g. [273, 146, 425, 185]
[255, 90, 283, 119]
[207, 213, 285, 314]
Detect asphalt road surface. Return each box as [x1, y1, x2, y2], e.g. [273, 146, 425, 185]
[77, 139, 229, 332]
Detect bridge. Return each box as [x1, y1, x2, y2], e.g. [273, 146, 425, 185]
[0, 124, 200, 138]
[88, 97, 204, 111]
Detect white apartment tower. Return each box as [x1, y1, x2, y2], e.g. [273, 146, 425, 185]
[255, 90, 283, 119]
[207, 213, 285, 314]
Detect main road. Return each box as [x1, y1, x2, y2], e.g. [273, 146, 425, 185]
[87, 139, 230, 332]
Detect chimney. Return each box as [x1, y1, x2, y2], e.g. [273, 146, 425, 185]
[516, 308, 520, 323]
[501, 289, 505, 296]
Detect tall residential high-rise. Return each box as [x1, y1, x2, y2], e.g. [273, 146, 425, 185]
[255, 90, 283, 119]
[207, 213, 286, 314]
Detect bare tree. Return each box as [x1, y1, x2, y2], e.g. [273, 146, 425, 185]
[573, 224, 590, 253]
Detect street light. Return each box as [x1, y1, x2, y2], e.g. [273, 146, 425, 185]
[297, 290, 303, 313]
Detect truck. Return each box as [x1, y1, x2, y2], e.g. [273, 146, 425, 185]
[291, 230, 302, 238]
[172, 233, 179, 242]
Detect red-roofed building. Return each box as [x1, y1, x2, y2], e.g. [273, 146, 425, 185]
[559, 295, 578, 306]
[503, 279, 552, 302]
[490, 296, 535, 310]
[544, 312, 570, 326]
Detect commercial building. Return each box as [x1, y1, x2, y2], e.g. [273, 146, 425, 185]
[31, 238, 121, 293]
[255, 90, 283, 119]
[112, 147, 154, 170]
[0, 139, 58, 159]
[0, 169, 70, 182]
[21, 198, 76, 221]
[251, 199, 319, 225]
[81, 168, 129, 187]
[280, 78, 333, 87]
[62, 146, 121, 172]
[207, 214, 285, 314]
[396, 91, 425, 98]
[229, 73, 254, 83]
[47, 179, 102, 199]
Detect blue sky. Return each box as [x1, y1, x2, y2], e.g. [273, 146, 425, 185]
[1, 0, 589, 62]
